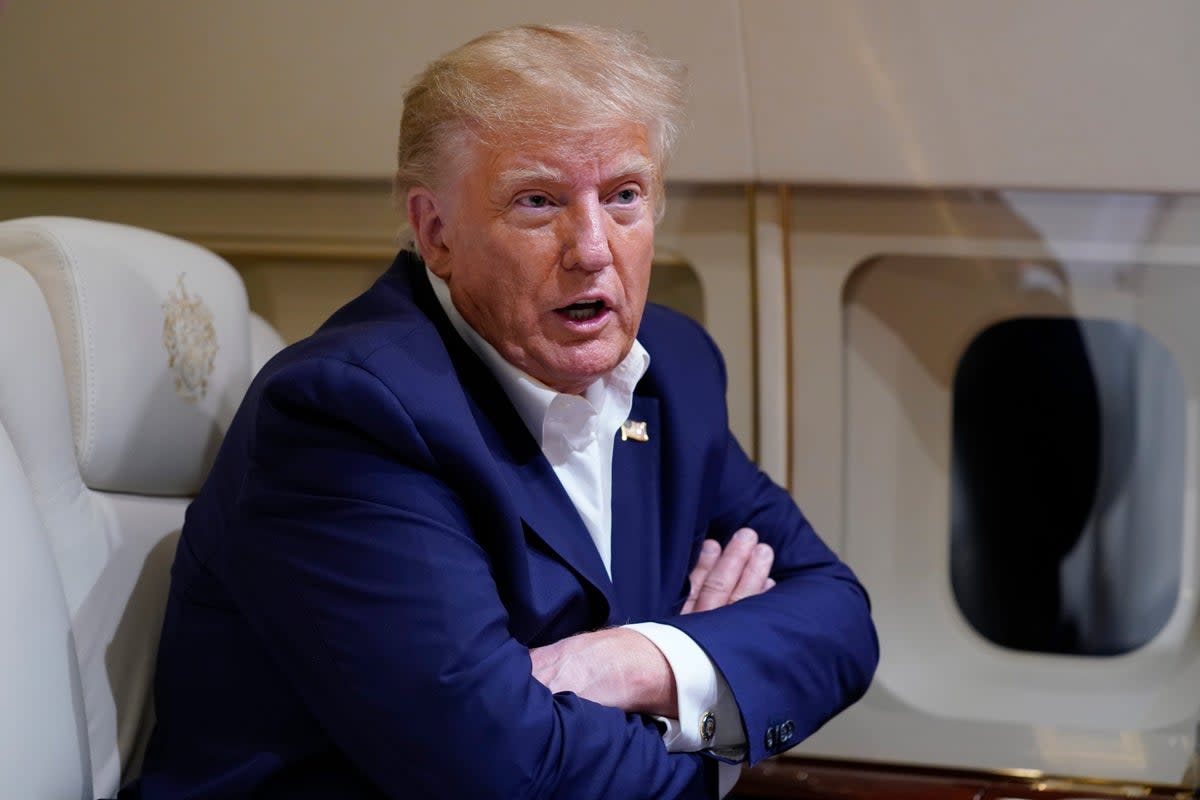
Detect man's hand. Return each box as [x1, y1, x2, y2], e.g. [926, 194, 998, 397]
[530, 530, 775, 718]
[681, 528, 775, 614]
[530, 627, 678, 717]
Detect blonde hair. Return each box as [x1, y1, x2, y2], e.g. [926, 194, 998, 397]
[394, 24, 686, 217]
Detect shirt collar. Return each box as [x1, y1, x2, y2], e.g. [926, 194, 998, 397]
[426, 265, 650, 446]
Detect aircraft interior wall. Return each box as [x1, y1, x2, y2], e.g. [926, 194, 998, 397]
[7, 179, 1198, 787]
[4, 1, 1200, 189]
[771, 188, 1200, 786]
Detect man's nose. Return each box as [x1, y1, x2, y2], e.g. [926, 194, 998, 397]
[564, 200, 612, 272]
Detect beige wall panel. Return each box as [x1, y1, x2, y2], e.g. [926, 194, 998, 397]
[0, 0, 751, 181]
[236, 259, 388, 343]
[742, 0, 1200, 190]
[751, 188, 789, 488]
[781, 187, 1200, 783]
[655, 186, 757, 450]
[782, 189, 1057, 548]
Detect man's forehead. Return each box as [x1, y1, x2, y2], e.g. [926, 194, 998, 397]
[478, 124, 656, 185]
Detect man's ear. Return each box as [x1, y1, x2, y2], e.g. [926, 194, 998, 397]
[407, 187, 452, 277]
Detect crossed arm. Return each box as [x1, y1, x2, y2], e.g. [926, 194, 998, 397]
[530, 529, 776, 718]
[232, 355, 875, 799]
[234, 358, 728, 799]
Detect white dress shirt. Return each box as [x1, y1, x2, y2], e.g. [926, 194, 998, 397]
[428, 270, 743, 794]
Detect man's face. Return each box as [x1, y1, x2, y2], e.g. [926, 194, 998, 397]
[420, 122, 657, 394]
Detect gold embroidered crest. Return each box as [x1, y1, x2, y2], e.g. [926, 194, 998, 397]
[162, 274, 218, 403]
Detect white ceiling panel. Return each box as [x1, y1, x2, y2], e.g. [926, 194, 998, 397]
[741, 0, 1200, 190]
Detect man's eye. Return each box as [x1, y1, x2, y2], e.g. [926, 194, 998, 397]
[518, 194, 551, 208]
[613, 188, 640, 204]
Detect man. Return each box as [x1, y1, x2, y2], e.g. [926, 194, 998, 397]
[128, 24, 877, 799]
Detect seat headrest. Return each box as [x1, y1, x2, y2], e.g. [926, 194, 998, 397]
[0, 217, 253, 495]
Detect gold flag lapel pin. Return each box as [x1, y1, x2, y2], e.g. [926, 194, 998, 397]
[621, 419, 649, 442]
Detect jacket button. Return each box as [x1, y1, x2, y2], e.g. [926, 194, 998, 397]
[780, 720, 795, 743]
[764, 726, 777, 750]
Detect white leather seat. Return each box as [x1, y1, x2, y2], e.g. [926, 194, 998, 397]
[0, 259, 91, 799]
[0, 217, 286, 798]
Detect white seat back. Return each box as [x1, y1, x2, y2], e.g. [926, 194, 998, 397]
[0, 217, 286, 797]
[0, 260, 92, 799]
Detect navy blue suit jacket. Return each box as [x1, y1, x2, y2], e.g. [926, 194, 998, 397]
[129, 252, 877, 799]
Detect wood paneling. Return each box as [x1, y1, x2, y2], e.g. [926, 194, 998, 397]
[732, 758, 1190, 799]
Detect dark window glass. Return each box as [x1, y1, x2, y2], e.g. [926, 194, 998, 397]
[951, 317, 1184, 655]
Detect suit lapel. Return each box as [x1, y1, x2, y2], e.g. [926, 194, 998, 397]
[610, 394, 662, 621]
[406, 263, 617, 618]
[493, 435, 617, 619]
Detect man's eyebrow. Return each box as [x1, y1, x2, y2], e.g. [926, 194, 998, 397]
[493, 157, 658, 193]
[494, 163, 566, 192]
[609, 156, 657, 183]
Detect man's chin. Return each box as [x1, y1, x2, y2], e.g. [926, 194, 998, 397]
[538, 358, 622, 394]
[521, 334, 634, 391]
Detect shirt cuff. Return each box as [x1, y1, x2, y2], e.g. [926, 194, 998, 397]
[623, 621, 746, 752]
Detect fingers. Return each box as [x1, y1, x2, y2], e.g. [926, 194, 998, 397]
[681, 539, 721, 614]
[692, 528, 767, 613]
[730, 541, 774, 603]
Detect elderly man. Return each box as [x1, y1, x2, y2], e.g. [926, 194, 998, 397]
[126, 24, 877, 800]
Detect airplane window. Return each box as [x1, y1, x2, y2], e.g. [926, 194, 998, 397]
[950, 316, 1184, 656]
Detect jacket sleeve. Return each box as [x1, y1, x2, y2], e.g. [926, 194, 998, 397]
[658, 322, 880, 767]
[222, 356, 714, 800]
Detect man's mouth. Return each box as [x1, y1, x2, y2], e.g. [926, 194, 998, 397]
[557, 299, 607, 321]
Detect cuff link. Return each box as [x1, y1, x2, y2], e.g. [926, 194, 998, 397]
[763, 719, 796, 751]
[700, 710, 716, 744]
